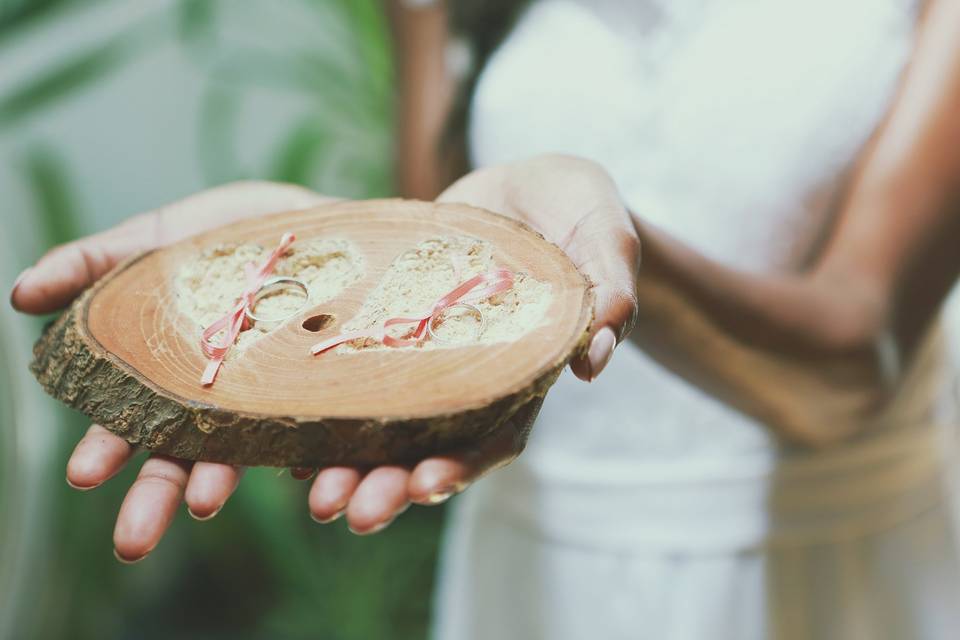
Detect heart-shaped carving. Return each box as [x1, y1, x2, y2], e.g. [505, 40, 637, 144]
[174, 238, 363, 356]
[337, 235, 551, 351]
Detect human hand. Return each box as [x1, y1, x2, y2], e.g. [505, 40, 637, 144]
[308, 154, 641, 532]
[438, 154, 640, 379]
[11, 158, 640, 550]
[10, 181, 335, 562]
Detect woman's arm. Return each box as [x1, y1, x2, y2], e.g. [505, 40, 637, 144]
[629, 0, 960, 445]
[385, 0, 960, 448]
[386, 0, 456, 199]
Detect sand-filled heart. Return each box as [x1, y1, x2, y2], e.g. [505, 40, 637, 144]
[175, 238, 363, 356]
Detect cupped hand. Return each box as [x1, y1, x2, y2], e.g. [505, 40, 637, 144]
[10, 156, 639, 555]
[6, 181, 546, 557]
[438, 154, 641, 379]
[11, 181, 336, 561]
[308, 154, 641, 531]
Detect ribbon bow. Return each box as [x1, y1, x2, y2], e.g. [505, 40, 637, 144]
[200, 233, 296, 386]
[311, 268, 514, 355]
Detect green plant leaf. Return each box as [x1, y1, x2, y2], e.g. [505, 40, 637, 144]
[0, 19, 160, 129]
[0, 0, 73, 38]
[269, 116, 330, 185]
[197, 83, 248, 185]
[17, 143, 82, 245]
[175, 0, 218, 53]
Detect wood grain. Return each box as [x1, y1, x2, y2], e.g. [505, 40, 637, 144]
[31, 199, 593, 466]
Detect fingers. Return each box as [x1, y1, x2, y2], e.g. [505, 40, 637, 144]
[113, 455, 191, 563]
[290, 467, 316, 481]
[307, 428, 517, 533]
[569, 285, 635, 382]
[184, 462, 243, 521]
[66, 424, 135, 490]
[407, 458, 468, 505]
[308, 467, 363, 523]
[315, 397, 537, 533]
[69, 428, 237, 556]
[408, 412, 526, 505]
[345, 466, 411, 535]
[567, 222, 640, 382]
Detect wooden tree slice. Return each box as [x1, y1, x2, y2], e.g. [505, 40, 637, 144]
[30, 199, 593, 467]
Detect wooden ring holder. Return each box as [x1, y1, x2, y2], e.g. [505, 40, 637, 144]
[30, 199, 594, 466]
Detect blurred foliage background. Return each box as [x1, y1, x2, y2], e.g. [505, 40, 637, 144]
[0, 1, 445, 638]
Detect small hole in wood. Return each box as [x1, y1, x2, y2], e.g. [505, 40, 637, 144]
[302, 314, 335, 332]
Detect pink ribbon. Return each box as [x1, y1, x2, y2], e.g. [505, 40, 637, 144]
[311, 269, 514, 356]
[200, 233, 296, 386]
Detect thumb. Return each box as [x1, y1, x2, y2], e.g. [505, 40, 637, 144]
[565, 218, 640, 382]
[568, 286, 638, 382]
[408, 395, 545, 504]
[10, 180, 335, 315]
[10, 214, 156, 314]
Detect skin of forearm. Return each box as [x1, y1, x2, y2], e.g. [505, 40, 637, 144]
[628, 220, 893, 447]
[814, 0, 960, 355]
[387, 0, 455, 199]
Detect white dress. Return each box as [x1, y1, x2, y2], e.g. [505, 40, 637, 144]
[433, 1, 960, 639]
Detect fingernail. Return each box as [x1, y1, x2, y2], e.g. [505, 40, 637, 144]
[113, 548, 147, 565]
[66, 476, 101, 492]
[310, 508, 345, 524]
[348, 503, 409, 535]
[187, 504, 224, 521]
[423, 482, 467, 504]
[9, 267, 32, 307]
[290, 468, 316, 481]
[425, 491, 454, 505]
[349, 517, 394, 536]
[587, 327, 616, 381]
